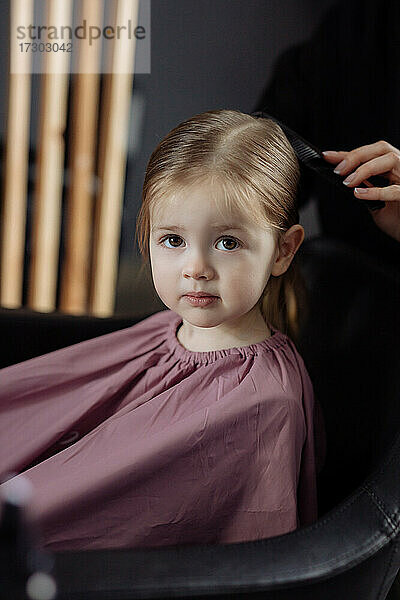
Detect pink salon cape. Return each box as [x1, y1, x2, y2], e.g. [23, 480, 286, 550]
[0, 309, 326, 551]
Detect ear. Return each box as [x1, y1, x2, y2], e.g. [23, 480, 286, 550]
[271, 224, 305, 277]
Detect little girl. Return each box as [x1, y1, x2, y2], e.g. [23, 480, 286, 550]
[0, 109, 326, 551]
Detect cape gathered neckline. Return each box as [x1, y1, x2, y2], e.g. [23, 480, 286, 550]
[165, 310, 290, 365]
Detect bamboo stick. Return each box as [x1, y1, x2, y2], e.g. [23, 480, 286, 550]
[59, 0, 103, 314]
[0, 0, 34, 308]
[28, 0, 73, 312]
[89, 0, 139, 317]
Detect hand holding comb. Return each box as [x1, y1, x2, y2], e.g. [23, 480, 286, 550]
[252, 111, 386, 212]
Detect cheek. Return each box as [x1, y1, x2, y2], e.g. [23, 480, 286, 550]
[150, 250, 176, 289]
[229, 260, 272, 297]
[153, 252, 175, 272]
[223, 266, 257, 296]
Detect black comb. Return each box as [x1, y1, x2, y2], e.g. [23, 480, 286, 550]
[252, 111, 386, 212]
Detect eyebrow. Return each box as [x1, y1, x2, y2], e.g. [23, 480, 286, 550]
[151, 224, 249, 233]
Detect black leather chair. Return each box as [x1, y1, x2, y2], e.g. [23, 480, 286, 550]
[1, 237, 399, 599]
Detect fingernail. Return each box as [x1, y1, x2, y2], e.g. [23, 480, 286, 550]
[355, 187, 368, 194]
[322, 150, 337, 156]
[343, 173, 356, 185]
[334, 160, 347, 174]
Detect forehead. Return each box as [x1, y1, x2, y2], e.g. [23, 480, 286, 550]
[150, 182, 254, 230]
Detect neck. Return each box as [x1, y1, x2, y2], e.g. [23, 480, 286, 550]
[177, 307, 271, 352]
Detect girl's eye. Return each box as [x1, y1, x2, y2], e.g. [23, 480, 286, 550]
[160, 235, 183, 248]
[159, 235, 241, 251]
[215, 236, 240, 251]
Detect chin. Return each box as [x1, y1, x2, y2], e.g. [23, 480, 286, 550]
[189, 314, 227, 328]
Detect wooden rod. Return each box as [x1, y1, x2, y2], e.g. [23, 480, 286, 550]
[0, 0, 34, 308]
[28, 0, 73, 312]
[59, 0, 103, 315]
[89, 0, 139, 317]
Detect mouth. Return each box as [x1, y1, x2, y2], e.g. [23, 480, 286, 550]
[183, 294, 219, 307]
[183, 292, 219, 298]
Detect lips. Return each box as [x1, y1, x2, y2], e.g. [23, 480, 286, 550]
[184, 292, 218, 298]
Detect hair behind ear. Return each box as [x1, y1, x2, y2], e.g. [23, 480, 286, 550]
[260, 258, 308, 343]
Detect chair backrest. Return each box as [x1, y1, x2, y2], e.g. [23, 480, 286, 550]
[0, 307, 143, 369]
[297, 238, 400, 518]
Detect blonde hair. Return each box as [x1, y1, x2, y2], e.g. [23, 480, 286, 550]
[135, 109, 307, 341]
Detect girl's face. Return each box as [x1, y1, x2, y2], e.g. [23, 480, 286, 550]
[149, 183, 287, 333]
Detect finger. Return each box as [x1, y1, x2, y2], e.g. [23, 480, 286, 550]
[354, 184, 400, 201]
[322, 150, 348, 164]
[333, 140, 397, 175]
[342, 153, 397, 187]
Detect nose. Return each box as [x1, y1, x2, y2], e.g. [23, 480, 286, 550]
[182, 249, 215, 280]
